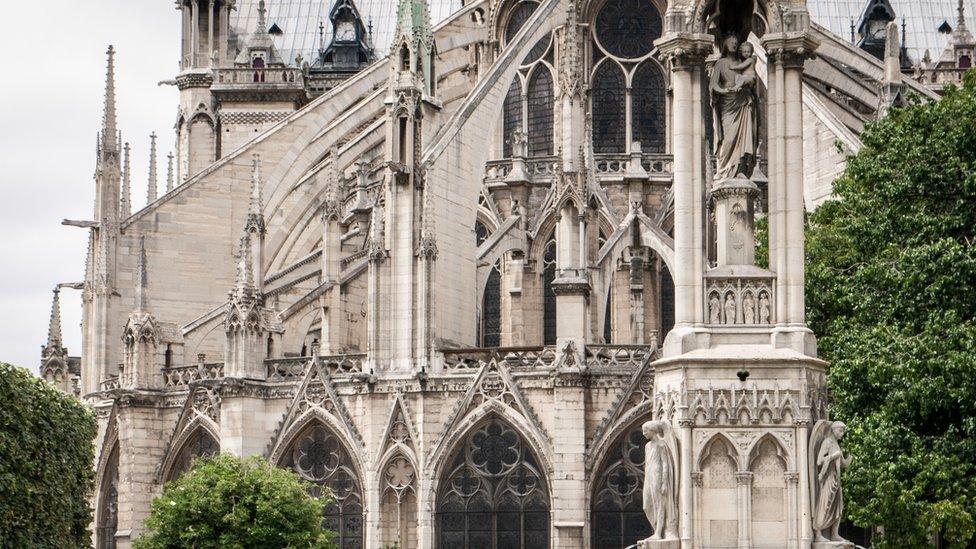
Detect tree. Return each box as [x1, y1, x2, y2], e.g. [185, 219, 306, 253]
[0, 362, 97, 548]
[134, 454, 336, 549]
[805, 73, 976, 547]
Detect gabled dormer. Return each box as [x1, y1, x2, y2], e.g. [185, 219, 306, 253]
[856, 0, 897, 60]
[317, 0, 374, 70]
[233, 0, 285, 70]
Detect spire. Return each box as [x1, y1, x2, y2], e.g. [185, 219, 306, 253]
[245, 154, 265, 234]
[147, 133, 158, 203]
[101, 46, 118, 154]
[958, 0, 967, 30]
[392, 0, 433, 91]
[231, 234, 258, 302]
[121, 142, 132, 217]
[166, 152, 174, 192]
[46, 288, 63, 348]
[135, 237, 150, 312]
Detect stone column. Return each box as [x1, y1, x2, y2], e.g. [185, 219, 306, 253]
[712, 180, 759, 266]
[654, 33, 712, 345]
[207, 0, 215, 65]
[785, 471, 800, 549]
[795, 419, 813, 548]
[550, 370, 587, 549]
[679, 418, 695, 546]
[190, 0, 199, 67]
[735, 471, 754, 549]
[320, 204, 344, 355]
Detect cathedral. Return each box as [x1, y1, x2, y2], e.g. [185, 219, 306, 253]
[37, 0, 973, 547]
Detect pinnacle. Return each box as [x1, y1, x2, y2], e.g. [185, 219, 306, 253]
[135, 236, 150, 312]
[46, 287, 63, 347]
[147, 133, 158, 203]
[102, 45, 118, 153]
[121, 142, 132, 217]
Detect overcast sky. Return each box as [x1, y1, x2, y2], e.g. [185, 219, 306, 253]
[0, 1, 180, 371]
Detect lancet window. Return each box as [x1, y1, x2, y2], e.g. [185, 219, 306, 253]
[279, 423, 364, 549]
[482, 263, 502, 347]
[591, 426, 651, 548]
[589, 0, 666, 153]
[542, 237, 557, 346]
[436, 418, 550, 548]
[500, 0, 555, 159]
[96, 444, 119, 549]
[165, 428, 218, 482]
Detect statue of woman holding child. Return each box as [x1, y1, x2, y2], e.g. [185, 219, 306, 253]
[710, 34, 760, 180]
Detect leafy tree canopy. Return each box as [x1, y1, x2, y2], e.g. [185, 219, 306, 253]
[0, 362, 97, 548]
[135, 454, 336, 549]
[806, 73, 976, 547]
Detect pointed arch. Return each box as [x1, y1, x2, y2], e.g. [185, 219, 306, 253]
[434, 414, 551, 548]
[632, 60, 667, 153]
[162, 424, 219, 482]
[590, 420, 652, 547]
[95, 442, 119, 549]
[591, 59, 626, 153]
[542, 235, 557, 345]
[748, 434, 790, 546]
[276, 416, 366, 549]
[525, 65, 554, 157]
[503, 77, 524, 158]
[698, 433, 740, 547]
[481, 262, 502, 347]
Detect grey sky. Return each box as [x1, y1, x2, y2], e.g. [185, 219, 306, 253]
[0, 1, 179, 371]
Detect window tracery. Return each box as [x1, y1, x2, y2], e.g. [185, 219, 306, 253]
[592, 61, 627, 153]
[166, 428, 218, 482]
[482, 263, 502, 347]
[96, 444, 119, 549]
[542, 237, 557, 346]
[503, 80, 523, 158]
[526, 68, 555, 157]
[591, 426, 651, 547]
[280, 423, 364, 549]
[593, 0, 661, 59]
[437, 418, 550, 548]
[632, 62, 667, 153]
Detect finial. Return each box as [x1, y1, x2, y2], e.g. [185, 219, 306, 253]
[135, 236, 150, 312]
[46, 287, 63, 347]
[318, 20, 325, 53]
[121, 142, 132, 217]
[850, 17, 855, 44]
[959, 0, 966, 28]
[147, 133, 158, 203]
[166, 152, 174, 192]
[102, 45, 118, 153]
[232, 234, 257, 301]
[258, 0, 268, 32]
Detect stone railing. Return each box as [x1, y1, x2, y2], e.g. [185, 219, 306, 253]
[100, 376, 120, 391]
[484, 153, 673, 185]
[584, 342, 658, 370]
[213, 67, 304, 86]
[441, 346, 558, 372]
[593, 153, 673, 178]
[321, 353, 367, 376]
[265, 354, 367, 381]
[704, 269, 776, 326]
[163, 363, 224, 388]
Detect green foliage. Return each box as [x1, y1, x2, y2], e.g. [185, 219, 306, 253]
[0, 362, 97, 548]
[805, 73, 976, 547]
[134, 454, 336, 549]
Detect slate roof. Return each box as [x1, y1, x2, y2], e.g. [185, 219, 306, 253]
[809, 0, 976, 62]
[230, 0, 461, 64]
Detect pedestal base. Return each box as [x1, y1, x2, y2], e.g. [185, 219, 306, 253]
[636, 538, 680, 549]
[813, 541, 855, 549]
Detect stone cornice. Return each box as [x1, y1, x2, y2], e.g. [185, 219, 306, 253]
[653, 33, 714, 70]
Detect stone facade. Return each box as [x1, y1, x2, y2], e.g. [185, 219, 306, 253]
[41, 0, 952, 547]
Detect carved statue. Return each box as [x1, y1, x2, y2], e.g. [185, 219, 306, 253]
[710, 34, 759, 180]
[724, 293, 736, 324]
[809, 421, 853, 543]
[642, 420, 679, 540]
[759, 291, 771, 323]
[742, 291, 756, 324]
[709, 293, 722, 324]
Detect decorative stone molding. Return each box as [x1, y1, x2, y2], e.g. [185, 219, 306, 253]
[704, 266, 776, 325]
[218, 111, 291, 125]
[688, 384, 799, 426]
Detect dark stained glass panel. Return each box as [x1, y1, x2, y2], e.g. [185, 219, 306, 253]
[436, 418, 550, 548]
[166, 429, 219, 482]
[505, 1, 539, 44]
[482, 264, 502, 347]
[96, 445, 119, 549]
[591, 61, 626, 154]
[594, 0, 662, 59]
[632, 61, 667, 153]
[543, 238, 557, 346]
[591, 426, 652, 548]
[503, 79, 523, 158]
[526, 68, 554, 157]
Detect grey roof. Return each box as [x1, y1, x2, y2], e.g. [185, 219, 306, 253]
[809, 0, 976, 62]
[230, 0, 461, 65]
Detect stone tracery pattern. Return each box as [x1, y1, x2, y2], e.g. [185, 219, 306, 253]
[591, 425, 652, 547]
[437, 418, 550, 548]
[280, 423, 364, 549]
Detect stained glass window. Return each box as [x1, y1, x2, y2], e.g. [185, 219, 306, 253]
[281, 423, 364, 549]
[166, 429, 219, 482]
[660, 265, 674, 338]
[504, 1, 539, 44]
[591, 426, 652, 548]
[632, 61, 666, 153]
[591, 62, 626, 154]
[594, 0, 662, 59]
[482, 264, 502, 347]
[476, 220, 491, 247]
[604, 288, 613, 344]
[96, 444, 119, 549]
[437, 418, 550, 548]
[543, 238, 557, 346]
[522, 35, 551, 66]
[526, 68, 554, 157]
[503, 79, 523, 158]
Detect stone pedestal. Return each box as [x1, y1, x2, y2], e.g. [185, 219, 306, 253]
[637, 537, 681, 549]
[813, 541, 855, 549]
[712, 177, 759, 267]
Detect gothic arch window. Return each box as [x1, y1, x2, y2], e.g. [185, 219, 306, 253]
[436, 417, 550, 548]
[631, 62, 667, 153]
[589, 0, 666, 154]
[165, 428, 219, 482]
[591, 61, 626, 153]
[542, 236, 557, 346]
[603, 285, 613, 343]
[504, 0, 540, 43]
[660, 265, 674, 338]
[526, 67, 554, 157]
[481, 263, 502, 347]
[279, 422, 364, 549]
[381, 455, 418, 548]
[591, 425, 651, 548]
[503, 78, 523, 158]
[96, 443, 119, 549]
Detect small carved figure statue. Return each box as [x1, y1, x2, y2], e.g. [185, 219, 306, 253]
[759, 291, 771, 323]
[724, 293, 737, 324]
[642, 421, 679, 540]
[809, 421, 853, 543]
[742, 291, 756, 324]
[709, 292, 722, 324]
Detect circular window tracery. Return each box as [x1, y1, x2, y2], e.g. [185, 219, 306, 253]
[594, 0, 662, 59]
